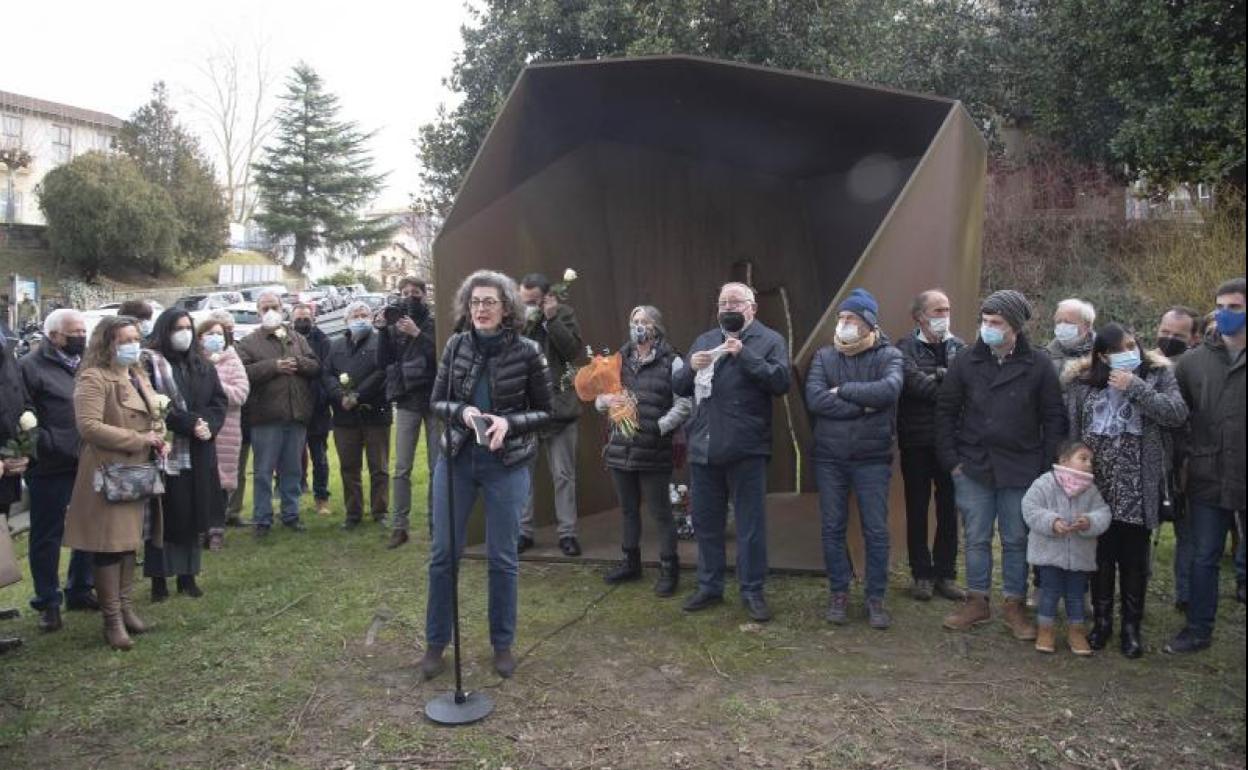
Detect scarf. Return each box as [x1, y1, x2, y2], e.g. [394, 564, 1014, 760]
[1088, 386, 1142, 438]
[834, 330, 878, 357]
[145, 351, 193, 476]
[1052, 464, 1095, 498]
[693, 344, 729, 406]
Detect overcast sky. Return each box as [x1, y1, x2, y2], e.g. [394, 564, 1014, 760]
[6, 0, 475, 210]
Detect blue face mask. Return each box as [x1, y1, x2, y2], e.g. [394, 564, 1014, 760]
[348, 319, 372, 337]
[1214, 307, 1246, 336]
[115, 342, 142, 367]
[980, 324, 1005, 347]
[1108, 349, 1141, 371]
[203, 333, 226, 354]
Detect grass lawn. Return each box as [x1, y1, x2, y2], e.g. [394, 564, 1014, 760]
[1, 436, 1244, 770]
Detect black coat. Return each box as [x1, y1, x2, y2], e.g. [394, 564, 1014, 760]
[896, 330, 967, 449]
[1176, 337, 1245, 511]
[18, 342, 81, 477]
[805, 335, 905, 465]
[0, 342, 29, 510]
[673, 319, 791, 466]
[603, 340, 680, 472]
[935, 334, 1067, 489]
[149, 353, 227, 546]
[302, 326, 334, 436]
[432, 330, 554, 467]
[324, 329, 391, 427]
[377, 309, 437, 412]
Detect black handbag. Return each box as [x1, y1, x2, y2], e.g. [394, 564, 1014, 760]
[94, 461, 165, 503]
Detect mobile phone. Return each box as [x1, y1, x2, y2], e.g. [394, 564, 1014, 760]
[471, 415, 491, 445]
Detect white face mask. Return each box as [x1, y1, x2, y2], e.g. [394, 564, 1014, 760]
[927, 316, 950, 337]
[836, 321, 861, 344]
[1054, 322, 1081, 343]
[261, 310, 283, 329]
[139, 319, 154, 338]
[170, 329, 193, 352]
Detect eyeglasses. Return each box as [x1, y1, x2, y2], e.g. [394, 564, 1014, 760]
[469, 298, 501, 310]
[717, 299, 750, 310]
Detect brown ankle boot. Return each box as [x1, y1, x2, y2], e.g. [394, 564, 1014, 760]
[942, 592, 991, 631]
[119, 554, 150, 635]
[95, 561, 133, 651]
[1002, 597, 1038, 641]
[1068, 623, 1093, 656]
[1035, 623, 1057, 653]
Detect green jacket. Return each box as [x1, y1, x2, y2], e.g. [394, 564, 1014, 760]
[235, 325, 322, 427]
[524, 303, 583, 425]
[1176, 336, 1245, 511]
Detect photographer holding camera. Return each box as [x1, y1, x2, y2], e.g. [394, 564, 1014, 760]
[377, 277, 437, 549]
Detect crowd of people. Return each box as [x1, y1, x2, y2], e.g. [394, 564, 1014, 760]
[0, 271, 1243, 679]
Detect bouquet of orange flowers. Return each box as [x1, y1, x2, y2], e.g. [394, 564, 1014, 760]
[573, 348, 639, 439]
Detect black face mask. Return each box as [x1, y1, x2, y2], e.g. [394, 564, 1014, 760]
[1157, 336, 1189, 360]
[407, 296, 428, 319]
[718, 311, 746, 335]
[62, 336, 87, 356]
[293, 319, 314, 335]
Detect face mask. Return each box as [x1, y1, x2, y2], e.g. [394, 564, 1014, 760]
[1052, 464, 1094, 498]
[980, 324, 1006, 347]
[170, 329, 193, 352]
[115, 342, 141, 367]
[630, 324, 651, 345]
[139, 320, 154, 338]
[836, 321, 861, 344]
[203, 333, 226, 354]
[261, 310, 283, 329]
[1108, 349, 1141, 371]
[407, 297, 425, 316]
[1054, 322, 1081, 343]
[349, 319, 372, 337]
[718, 311, 745, 335]
[62, 336, 86, 357]
[926, 317, 950, 337]
[1214, 307, 1246, 336]
[1156, 336, 1188, 359]
[525, 305, 541, 322]
[293, 319, 314, 335]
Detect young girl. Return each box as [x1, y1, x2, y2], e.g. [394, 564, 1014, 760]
[1022, 440, 1111, 655]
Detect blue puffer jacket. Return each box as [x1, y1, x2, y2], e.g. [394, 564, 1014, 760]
[805, 334, 905, 464]
[673, 319, 791, 466]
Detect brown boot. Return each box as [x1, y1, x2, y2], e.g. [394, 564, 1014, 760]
[1068, 623, 1093, 656]
[942, 592, 991, 631]
[1002, 597, 1037, 641]
[95, 561, 133, 651]
[1035, 623, 1056, 653]
[119, 554, 151, 635]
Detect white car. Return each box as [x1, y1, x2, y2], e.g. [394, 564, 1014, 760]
[82, 300, 166, 337]
[173, 292, 245, 325]
[217, 302, 266, 340]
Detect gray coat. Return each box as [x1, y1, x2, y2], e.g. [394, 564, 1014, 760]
[1063, 351, 1188, 530]
[1022, 470, 1111, 572]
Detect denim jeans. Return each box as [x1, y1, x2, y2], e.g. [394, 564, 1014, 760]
[815, 461, 892, 599]
[391, 407, 435, 533]
[690, 456, 769, 596]
[1035, 565, 1088, 624]
[305, 433, 331, 502]
[26, 472, 93, 610]
[425, 445, 530, 650]
[250, 422, 307, 528]
[1172, 512, 1193, 604]
[1186, 500, 1237, 639]
[953, 472, 1028, 598]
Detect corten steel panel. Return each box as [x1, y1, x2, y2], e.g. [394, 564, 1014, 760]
[435, 56, 986, 571]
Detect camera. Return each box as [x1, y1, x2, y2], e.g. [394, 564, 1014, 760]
[382, 303, 408, 326]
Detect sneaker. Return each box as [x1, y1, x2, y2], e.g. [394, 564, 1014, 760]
[825, 592, 849, 625]
[942, 592, 991, 631]
[517, 535, 535, 554]
[910, 579, 934, 601]
[867, 598, 892, 630]
[1163, 628, 1212, 655]
[1035, 624, 1056, 653]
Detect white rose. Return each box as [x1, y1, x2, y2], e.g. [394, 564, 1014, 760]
[210, 353, 221, 364]
[274, 327, 287, 340]
[18, 411, 37, 431]
[339, 373, 350, 386]
[563, 268, 578, 282]
[154, 394, 172, 411]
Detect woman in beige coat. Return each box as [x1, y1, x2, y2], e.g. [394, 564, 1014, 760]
[64, 316, 169, 650]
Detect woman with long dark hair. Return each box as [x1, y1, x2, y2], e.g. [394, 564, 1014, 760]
[142, 310, 226, 601]
[1063, 322, 1187, 657]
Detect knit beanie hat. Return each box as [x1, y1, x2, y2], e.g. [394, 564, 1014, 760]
[838, 288, 880, 329]
[980, 289, 1032, 332]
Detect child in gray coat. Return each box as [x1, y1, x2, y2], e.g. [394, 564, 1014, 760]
[1022, 440, 1111, 655]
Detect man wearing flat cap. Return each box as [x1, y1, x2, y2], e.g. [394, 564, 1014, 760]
[935, 289, 1067, 640]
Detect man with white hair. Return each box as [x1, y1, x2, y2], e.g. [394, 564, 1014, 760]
[18, 308, 95, 631]
[673, 282, 791, 622]
[322, 300, 392, 529]
[1047, 298, 1097, 375]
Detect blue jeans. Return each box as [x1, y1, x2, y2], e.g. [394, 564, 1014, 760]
[425, 445, 530, 650]
[953, 473, 1028, 598]
[26, 472, 93, 609]
[815, 461, 892, 599]
[305, 432, 331, 502]
[1172, 512, 1193, 604]
[1186, 500, 1237, 639]
[250, 422, 307, 528]
[1035, 565, 1088, 624]
[690, 456, 769, 596]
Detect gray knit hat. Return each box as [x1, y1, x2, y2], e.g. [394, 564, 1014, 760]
[980, 290, 1032, 332]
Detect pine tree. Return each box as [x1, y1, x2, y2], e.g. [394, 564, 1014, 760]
[253, 63, 394, 274]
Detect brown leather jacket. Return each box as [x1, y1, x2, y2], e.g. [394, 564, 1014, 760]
[234, 324, 321, 427]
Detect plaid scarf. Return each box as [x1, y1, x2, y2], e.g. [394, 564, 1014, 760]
[145, 351, 193, 476]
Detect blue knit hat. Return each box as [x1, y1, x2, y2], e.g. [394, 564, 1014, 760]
[838, 288, 880, 329]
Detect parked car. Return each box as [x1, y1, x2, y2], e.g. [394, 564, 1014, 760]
[294, 288, 329, 314]
[239, 285, 290, 303]
[218, 302, 266, 340]
[82, 300, 166, 337]
[315, 285, 346, 311]
[353, 292, 388, 311]
[345, 283, 367, 299]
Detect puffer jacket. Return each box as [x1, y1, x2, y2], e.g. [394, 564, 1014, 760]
[235, 324, 321, 427]
[601, 339, 690, 472]
[377, 308, 437, 412]
[1022, 470, 1111, 572]
[18, 341, 81, 477]
[896, 330, 966, 448]
[212, 346, 250, 490]
[805, 334, 904, 464]
[432, 330, 554, 467]
[1175, 336, 1245, 511]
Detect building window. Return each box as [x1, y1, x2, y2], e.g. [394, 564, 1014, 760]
[1, 115, 21, 148]
[94, 131, 112, 152]
[52, 125, 72, 164]
[0, 189, 22, 222]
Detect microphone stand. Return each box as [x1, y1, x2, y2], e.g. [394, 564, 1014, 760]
[426, 338, 494, 725]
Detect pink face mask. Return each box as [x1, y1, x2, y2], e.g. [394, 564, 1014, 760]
[1052, 465, 1094, 498]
